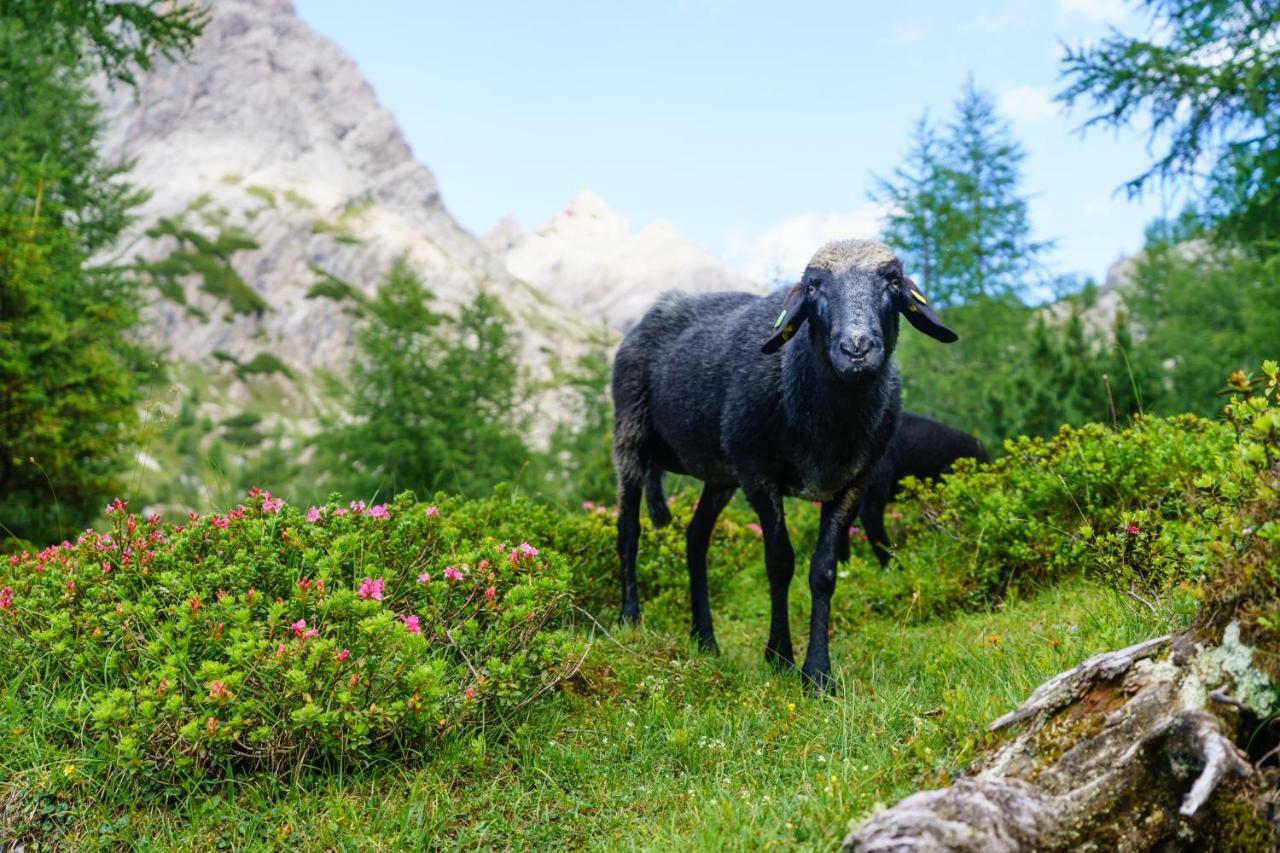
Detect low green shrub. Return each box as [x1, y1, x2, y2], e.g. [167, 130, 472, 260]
[428, 486, 769, 625]
[0, 490, 577, 787]
[880, 413, 1249, 618]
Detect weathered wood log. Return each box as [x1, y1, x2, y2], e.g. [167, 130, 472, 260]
[845, 624, 1278, 851]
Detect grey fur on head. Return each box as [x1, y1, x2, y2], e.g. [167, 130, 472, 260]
[806, 239, 897, 274]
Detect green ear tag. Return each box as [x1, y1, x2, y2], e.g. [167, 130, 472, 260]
[911, 290, 928, 305]
[773, 310, 787, 330]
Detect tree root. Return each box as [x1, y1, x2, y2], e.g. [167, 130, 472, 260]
[845, 629, 1274, 851]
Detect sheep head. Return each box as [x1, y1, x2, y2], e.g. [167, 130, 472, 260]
[762, 239, 957, 381]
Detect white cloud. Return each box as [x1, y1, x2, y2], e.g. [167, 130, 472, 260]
[1060, 0, 1127, 23]
[722, 204, 887, 286]
[998, 85, 1058, 122]
[890, 20, 928, 46]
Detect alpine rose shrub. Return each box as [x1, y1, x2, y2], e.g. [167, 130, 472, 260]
[0, 490, 576, 784]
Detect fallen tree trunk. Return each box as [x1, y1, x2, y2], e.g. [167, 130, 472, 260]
[845, 624, 1278, 851]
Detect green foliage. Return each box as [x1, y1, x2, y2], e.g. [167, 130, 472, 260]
[234, 352, 293, 381]
[872, 78, 1050, 306]
[0, 14, 159, 545]
[136, 217, 267, 317]
[1059, 1, 1280, 246]
[873, 413, 1247, 618]
[0, 0, 205, 88]
[1123, 234, 1280, 417]
[1197, 361, 1280, 677]
[305, 266, 366, 312]
[319, 263, 535, 500]
[544, 325, 617, 505]
[0, 490, 576, 789]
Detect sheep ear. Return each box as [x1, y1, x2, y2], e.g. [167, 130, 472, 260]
[895, 278, 957, 343]
[761, 284, 810, 354]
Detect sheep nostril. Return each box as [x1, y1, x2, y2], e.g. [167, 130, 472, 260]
[841, 336, 875, 360]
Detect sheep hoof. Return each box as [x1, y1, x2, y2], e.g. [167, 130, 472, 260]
[692, 632, 720, 655]
[802, 664, 835, 693]
[765, 646, 796, 671]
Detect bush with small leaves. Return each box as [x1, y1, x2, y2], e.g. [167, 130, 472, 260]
[0, 490, 577, 789]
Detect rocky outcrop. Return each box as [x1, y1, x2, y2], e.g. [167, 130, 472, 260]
[94, 0, 583, 382]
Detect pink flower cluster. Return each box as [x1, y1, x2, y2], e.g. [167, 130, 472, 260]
[747, 523, 764, 539]
[306, 506, 325, 522]
[291, 619, 318, 641]
[358, 576, 385, 601]
[581, 501, 615, 518]
[400, 613, 421, 634]
[0, 586, 13, 612]
[368, 504, 389, 520]
[505, 542, 539, 567]
[104, 498, 128, 515]
[443, 566, 464, 582]
[1125, 523, 1141, 535]
[425, 505, 440, 519]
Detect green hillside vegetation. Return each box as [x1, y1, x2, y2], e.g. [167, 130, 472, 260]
[6, 373, 1278, 845]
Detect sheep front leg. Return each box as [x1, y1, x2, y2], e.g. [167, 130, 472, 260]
[745, 489, 795, 670]
[803, 494, 857, 690]
[686, 484, 735, 653]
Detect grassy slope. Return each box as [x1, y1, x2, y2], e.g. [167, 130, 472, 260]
[17, 558, 1184, 850]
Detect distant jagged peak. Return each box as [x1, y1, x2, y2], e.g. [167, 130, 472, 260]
[493, 189, 759, 329]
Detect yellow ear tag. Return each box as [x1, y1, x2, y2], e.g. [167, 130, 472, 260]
[911, 290, 928, 305]
[907, 304, 919, 313]
[773, 310, 787, 330]
[781, 323, 796, 341]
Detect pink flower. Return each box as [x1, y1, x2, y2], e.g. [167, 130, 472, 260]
[582, 501, 596, 511]
[425, 505, 440, 519]
[368, 503, 389, 520]
[847, 525, 860, 536]
[1125, 523, 1141, 536]
[358, 577, 384, 601]
[465, 685, 476, 701]
[208, 680, 230, 701]
[747, 523, 763, 539]
[297, 577, 313, 594]
[306, 506, 325, 523]
[262, 492, 284, 514]
[104, 498, 128, 515]
[291, 619, 317, 640]
[0, 586, 13, 612]
[211, 515, 229, 529]
[401, 613, 421, 633]
[334, 507, 348, 517]
[335, 648, 350, 663]
[519, 542, 539, 559]
[275, 642, 287, 659]
[484, 586, 496, 601]
[443, 566, 464, 582]
[417, 572, 431, 585]
[349, 500, 366, 515]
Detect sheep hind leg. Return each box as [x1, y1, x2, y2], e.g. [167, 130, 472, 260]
[617, 476, 644, 624]
[746, 489, 795, 671]
[686, 483, 735, 654]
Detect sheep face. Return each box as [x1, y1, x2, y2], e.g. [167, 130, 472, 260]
[762, 239, 958, 375]
[802, 239, 904, 382]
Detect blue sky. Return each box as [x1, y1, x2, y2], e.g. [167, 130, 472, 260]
[296, 0, 1183, 288]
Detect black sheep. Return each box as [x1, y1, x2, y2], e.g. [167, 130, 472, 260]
[840, 413, 989, 567]
[611, 239, 957, 688]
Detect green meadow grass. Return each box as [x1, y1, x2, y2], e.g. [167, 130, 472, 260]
[2, 560, 1185, 850]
